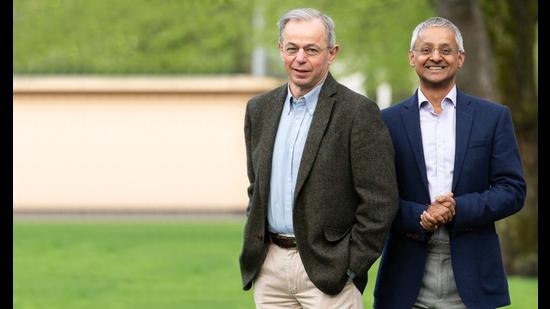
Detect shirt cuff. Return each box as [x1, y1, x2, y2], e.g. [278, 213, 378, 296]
[346, 269, 356, 280]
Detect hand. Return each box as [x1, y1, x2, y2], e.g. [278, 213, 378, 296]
[425, 203, 453, 224]
[420, 192, 456, 231]
[420, 211, 439, 231]
[425, 192, 456, 224]
[436, 192, 456, 217]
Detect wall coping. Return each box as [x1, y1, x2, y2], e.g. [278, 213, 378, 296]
[13, 75, 283, 94]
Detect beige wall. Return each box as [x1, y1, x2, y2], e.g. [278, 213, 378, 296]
[13, 76, 282, 212]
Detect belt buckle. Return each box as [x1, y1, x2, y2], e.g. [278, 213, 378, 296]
[270, 233, 296, 248]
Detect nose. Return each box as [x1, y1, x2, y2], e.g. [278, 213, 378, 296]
[295, 48, 307, 62]
[429, 49, 443, 61]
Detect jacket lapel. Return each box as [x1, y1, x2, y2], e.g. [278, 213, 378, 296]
[257, 85, 287, 204]
[452, 90, 473, 191]
[400, 93, 430, 195]
[293, 74, 337, 200]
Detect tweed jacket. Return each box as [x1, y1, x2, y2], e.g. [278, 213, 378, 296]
[239, 73, 399, 295]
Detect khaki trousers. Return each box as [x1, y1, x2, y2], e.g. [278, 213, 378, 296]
[253, 244, 363, 309]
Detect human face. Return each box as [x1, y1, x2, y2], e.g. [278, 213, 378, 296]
[279, 18, 339, 98]
[409, 26, 465, 90]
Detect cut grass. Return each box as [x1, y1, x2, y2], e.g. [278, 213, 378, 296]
[13, 221, 537, 308]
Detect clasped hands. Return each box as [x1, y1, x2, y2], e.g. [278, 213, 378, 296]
[420, 192, 455, 232]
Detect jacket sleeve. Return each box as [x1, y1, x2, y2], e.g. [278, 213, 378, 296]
[451, 107, 526, 231]
[244, 102, 255, 217]
[390, 198, 431, 241]
[348, 101, 399, 278]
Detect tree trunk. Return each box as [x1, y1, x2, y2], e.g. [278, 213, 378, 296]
[435, 0, 497, 101]
[479, 0, 538, 276]
[435, 0, 538, 276]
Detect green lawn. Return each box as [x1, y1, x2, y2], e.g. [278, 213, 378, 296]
[13, 221, 537, 308]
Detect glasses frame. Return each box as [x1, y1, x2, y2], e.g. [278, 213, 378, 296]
[281, 44, 332, 57]
[412, 46, 462, 56]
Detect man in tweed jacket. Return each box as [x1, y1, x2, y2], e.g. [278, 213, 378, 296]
[239, 7, 398, 308]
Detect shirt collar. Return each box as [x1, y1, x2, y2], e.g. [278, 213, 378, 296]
[417, 85, 457, 109]
[286, 80, 325, 116]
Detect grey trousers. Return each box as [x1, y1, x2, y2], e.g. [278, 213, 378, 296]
[413, 227, 468, 309]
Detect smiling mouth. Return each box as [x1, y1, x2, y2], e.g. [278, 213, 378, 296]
[426, 66, 446, 70]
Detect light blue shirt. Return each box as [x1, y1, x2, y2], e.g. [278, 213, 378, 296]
[417, 85, 457, 245]
[267, 82, 324, 235]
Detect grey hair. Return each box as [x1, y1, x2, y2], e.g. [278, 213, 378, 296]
[410, 17, 464, 52]
[277, 8, 336, 48]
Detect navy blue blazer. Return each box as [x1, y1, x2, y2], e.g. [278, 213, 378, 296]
[374, 89, 526, 309]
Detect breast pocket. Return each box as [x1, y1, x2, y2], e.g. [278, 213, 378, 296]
[463, 138, 491, 181]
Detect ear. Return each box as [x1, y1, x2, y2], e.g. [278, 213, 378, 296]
[408, 50, 415, 67]
[457, 51, 465, 69]
[327, 44, 340, 64]
[279, 43, 285, 60]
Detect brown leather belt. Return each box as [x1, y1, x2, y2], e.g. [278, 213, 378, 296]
[269, 232, 297, 249]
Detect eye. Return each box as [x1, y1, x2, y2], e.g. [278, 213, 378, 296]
[285, 47, 298, 54]
[441, 48, 452, 55]
[305, 48, 320, 56]
[420, 47, 432, 54]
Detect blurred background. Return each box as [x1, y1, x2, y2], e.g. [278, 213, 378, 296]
[13, 0, 537, 308]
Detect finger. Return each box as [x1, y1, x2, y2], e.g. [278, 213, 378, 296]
[423, 211, 439, 225]
[420, 214, 429, 226]
[420, 221, 428, 230]
[444, 210, 452, 219]
[421, 220, 435, 232]
[442, 212, 452, 223]
[440, 198, 455, 207]
[420, 220, 433, 231]
[421, 218, 433, 229]
[421, 214, 436, 230]
[441, 202, 454, 211]
[434, 213, 447, 223]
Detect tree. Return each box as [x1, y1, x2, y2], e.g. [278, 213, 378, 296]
[435, 0, 538, 276]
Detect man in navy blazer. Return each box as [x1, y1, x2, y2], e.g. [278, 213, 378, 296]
[374, 17, 526, 309]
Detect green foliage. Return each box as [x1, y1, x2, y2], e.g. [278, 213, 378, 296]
[14, 221, 537, 308]
[14, 0, 434, 99]
[14, 0, 255, 74]
[260, 0, 435, 100]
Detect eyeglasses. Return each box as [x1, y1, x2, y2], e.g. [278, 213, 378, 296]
[282, 45, 330, 57]
[412, 46, 461, 56]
